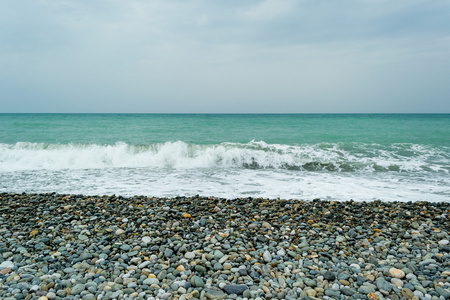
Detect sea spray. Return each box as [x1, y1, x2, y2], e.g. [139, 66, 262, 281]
[0, 141, 448, 172]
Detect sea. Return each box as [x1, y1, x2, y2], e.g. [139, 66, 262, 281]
[0, 114, 449, 202]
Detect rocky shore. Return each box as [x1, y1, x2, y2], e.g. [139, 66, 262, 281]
[0, 193, 449, 300]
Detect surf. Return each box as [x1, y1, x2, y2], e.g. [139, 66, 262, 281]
[0, 140, 447, 174]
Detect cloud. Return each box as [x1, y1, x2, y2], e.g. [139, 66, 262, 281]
[0, 0, 449, 113]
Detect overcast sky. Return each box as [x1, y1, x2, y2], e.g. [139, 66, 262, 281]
[1, 0, 449, 113]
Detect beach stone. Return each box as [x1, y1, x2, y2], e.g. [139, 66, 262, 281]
[391, 278, 404, 288]
[78, 234, 88, 241]
[143, 278, 159, 285]
[401, 288, 415, 299]
[376, 278, 393, 293]
[71, 284, 85, 295]
[0, 261, 14, 270]
[115, 229, 125, 235]
[342, 287, 356, 296]
[336, 236, 346, 242]
[142, 236, 151, 244]
[123, 288, 135, 295]
[195, 265, 206, 273]
[205, 287, 227, 300]
[164, 249, 173, 258]
[390, 268, 406, 278]
[277, 249, 285, 256]
[191, 275, 205, 287]
[214, 250, 225, 259]
[439, 239, 449, 246]
[325, 289, 341, 298]
[305, 289, 317, 297]
[223, 284, 248, 295]
[218, 255, 229, 264]
[414, 290, 424, 299]
[435, 286, 450, 298]
[323, 270, 336, 281]
[263, 250, 272, 262]
[304, 278, 316, 287]
[185, 252, 195, 259]
[359, 286, 375, 294]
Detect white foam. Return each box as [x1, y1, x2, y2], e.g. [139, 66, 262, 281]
[1, 167, 448, 202]
[0, 141, 447, 173]
[1, 141, 448, 202]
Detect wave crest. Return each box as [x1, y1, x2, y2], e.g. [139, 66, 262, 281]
[0, 140, 448, 173]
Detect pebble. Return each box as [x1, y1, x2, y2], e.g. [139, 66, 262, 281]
[391, 278, 404, 288]
[191, 275, 205, 287]
[223, 284, 248, 295]
[205, 287, 227, 300]
[390, 268, 406, 278]
[263, 250, 272, 262]
[142, 236, 151, 244]
[439, 239, 449, 245]
[0, 193, 449, 300]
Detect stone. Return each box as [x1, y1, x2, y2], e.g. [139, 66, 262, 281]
[78, 234, 88, 241]
[70, 284, 85, 295]
[435, 286, 450, 298]
[391, 278, 404, 288]
[223, 284, 248, 295]
[323, 270, 336, 281]
[263, 250, 272, 262]
[305, 289, 317, 297]
[401, 288, 415, 299]
[376, 278, 393, 293]
[115, 229, 125, 235]
[0, 261, 14, 270]
[143, 278, 159, 285]
[205, 287, 227, 300]
[336, 236, 346, 242]
[191, 275, 205, 287]
[389, 268, 406, 278]
[195, 265, 206, 273]
[358, 286, 375, 294]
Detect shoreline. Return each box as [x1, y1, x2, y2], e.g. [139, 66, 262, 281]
[1, 193, 449, 300]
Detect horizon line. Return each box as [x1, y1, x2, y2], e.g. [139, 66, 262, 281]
[1, 112, 450, 115]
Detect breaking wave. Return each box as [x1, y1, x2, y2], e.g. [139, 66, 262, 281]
[0, 140, 448, 173]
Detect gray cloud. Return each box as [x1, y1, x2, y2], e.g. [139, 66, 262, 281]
[1, 0, 449, 113]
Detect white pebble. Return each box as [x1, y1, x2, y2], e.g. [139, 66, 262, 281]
[142, 236, 151, 244]
[263, 250, 272, 262]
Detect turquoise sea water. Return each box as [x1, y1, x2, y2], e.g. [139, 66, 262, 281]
[0, 114, 449, 201]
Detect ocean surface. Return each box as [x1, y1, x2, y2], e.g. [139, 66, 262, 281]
[0, 113, 449, 202]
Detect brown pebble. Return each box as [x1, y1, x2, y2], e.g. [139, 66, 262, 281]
[0, 268, 11, 275]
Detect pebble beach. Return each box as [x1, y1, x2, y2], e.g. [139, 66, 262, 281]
[1, 193, 449, 300]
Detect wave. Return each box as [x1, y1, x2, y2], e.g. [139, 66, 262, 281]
[0, 141, 448, 173]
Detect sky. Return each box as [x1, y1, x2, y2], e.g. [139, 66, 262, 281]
[1, 0, 450, 113]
